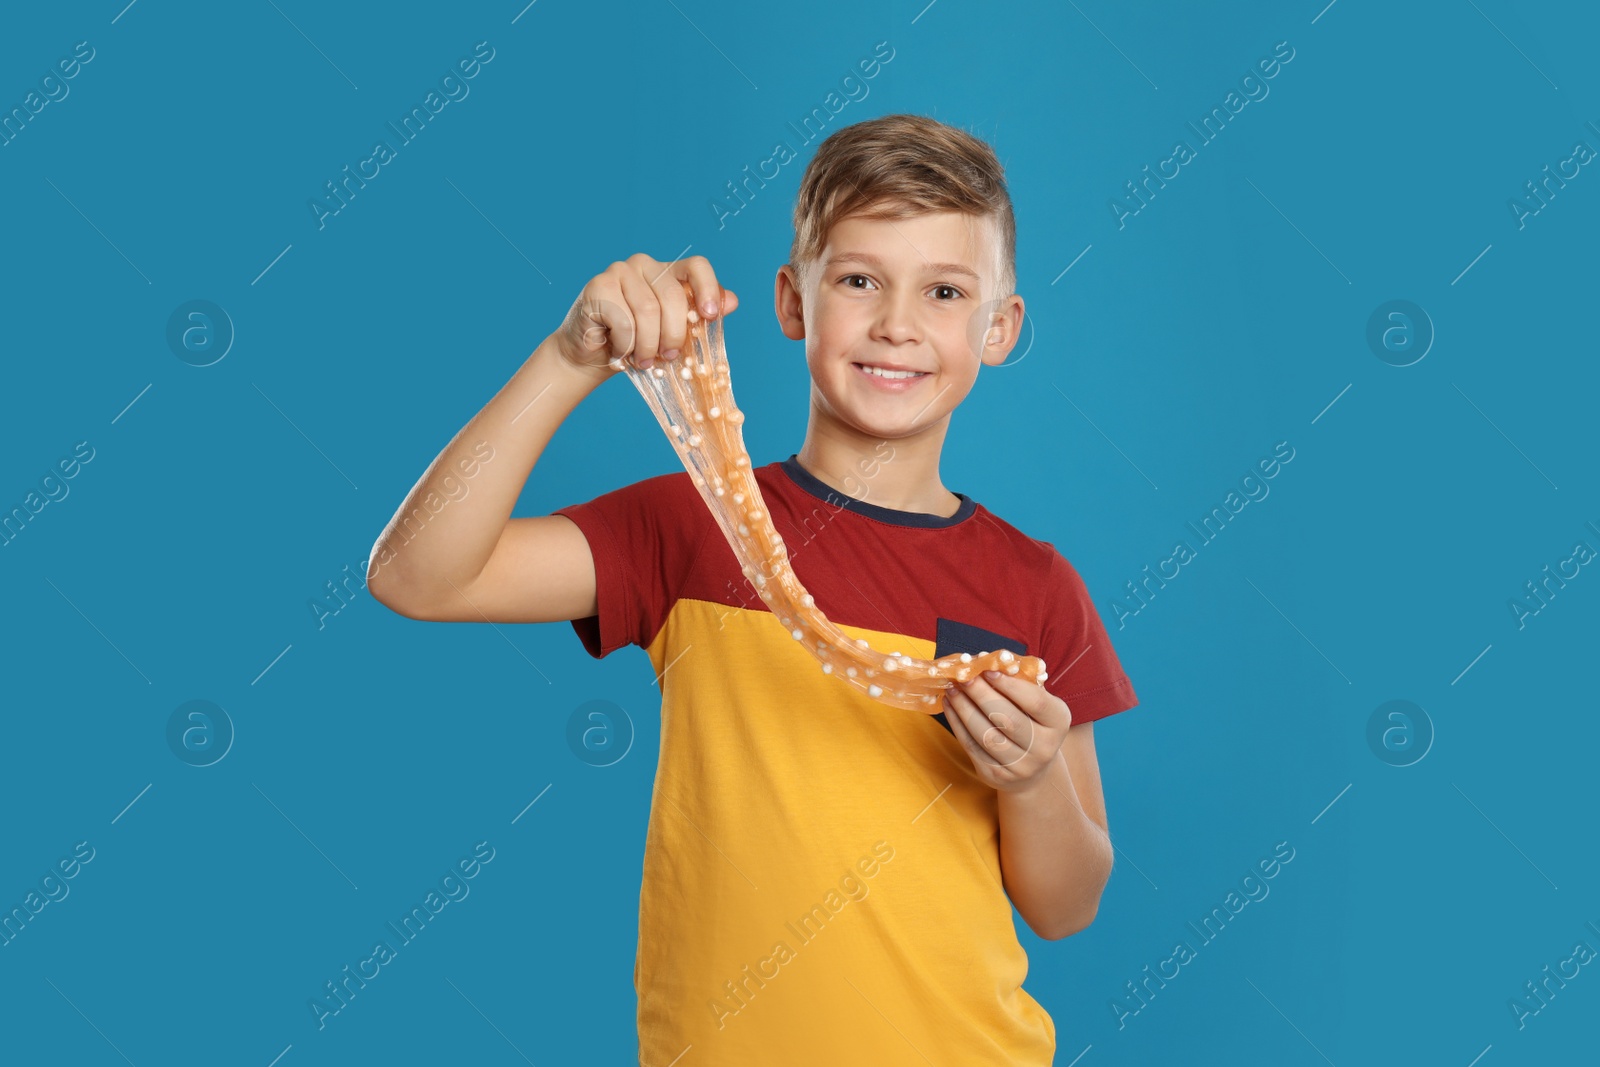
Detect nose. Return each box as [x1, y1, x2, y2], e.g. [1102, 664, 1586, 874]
[872, 284, 921, 346]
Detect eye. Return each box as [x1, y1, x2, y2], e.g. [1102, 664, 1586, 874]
[932, 284, 964, 301]
[841, 274, 876, 290]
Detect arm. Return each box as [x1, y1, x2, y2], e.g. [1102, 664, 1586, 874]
[990, 549, 1137, 937]
[366, 254, 737, 624]
[942, 673, 1115, 940]
[365, 336, 611, 624]
[996, 721, 1114, 940]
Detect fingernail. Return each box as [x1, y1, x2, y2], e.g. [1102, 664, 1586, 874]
[983, 670, 999, 681]
[661, 348, 679, 361]
[703, 299, 718, 316]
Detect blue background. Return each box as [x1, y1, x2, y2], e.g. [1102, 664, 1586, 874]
[2, 1, 1596, 1063]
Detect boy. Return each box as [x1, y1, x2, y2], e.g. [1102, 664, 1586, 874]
[368, 112, 1138, 1065]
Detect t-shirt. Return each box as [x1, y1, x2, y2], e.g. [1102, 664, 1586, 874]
[553, 454, 1138, 1065]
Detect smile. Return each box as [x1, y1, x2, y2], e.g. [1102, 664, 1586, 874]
[852, 363, 930, 389]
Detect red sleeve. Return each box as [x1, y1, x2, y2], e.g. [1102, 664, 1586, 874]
[550, 472, 709, 659]
[1036, 547, 1139, 725]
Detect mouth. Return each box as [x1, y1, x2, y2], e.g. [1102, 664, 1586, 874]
[852, 362, 931, 390]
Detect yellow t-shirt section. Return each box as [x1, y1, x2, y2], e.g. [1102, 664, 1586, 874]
[633, 596, 1057, 1066]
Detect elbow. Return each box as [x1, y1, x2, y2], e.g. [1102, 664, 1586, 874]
[369, 579, 440, 621]
[366, 557, 428, 620]
[369, 583, 419, 619]
[1061, 904, 1100, 939]
[1036, 902, 1100, 942]
[1042, 838, 1115, 939]
[368, 570, 471, 622]
[365, 566, 403, 614]
[368, 587, 408, 619]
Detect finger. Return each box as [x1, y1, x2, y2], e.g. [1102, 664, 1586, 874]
[957, 674, 1024, 730]
[575, 291, 632, 369]
[679, 255, 724, 322]
[700, 285, 738, 319]
[593, 271, 640, 364]
[619, 255, 664, 364]
[647, 259, 694, 358]
[943, 689, 1001, 769]
[953, 684, 1033, 767]
[972, 671, 1069, 731]
[949, 686, 1019, 764]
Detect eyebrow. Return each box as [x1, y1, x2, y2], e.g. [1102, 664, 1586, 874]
[823, 251, 980, 282]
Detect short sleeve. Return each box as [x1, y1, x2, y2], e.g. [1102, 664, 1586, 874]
[1036, 547, 1139, 725]
[550, 472, 709, 659]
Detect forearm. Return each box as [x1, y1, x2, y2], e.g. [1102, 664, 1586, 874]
[367, 335, 607, 606]
[997, 750, 1114, 939]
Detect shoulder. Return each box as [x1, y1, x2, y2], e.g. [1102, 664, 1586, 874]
[555, 468, 712, 552]
[968, 504, 1065, 581]
[579, 468, 700, 509]
[628, 468, 697, 496]
[969, 507, 1103, 617]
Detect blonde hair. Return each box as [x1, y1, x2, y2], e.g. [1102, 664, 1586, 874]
[789, 113, 1016, 300]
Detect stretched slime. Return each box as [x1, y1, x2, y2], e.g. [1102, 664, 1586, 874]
[609, 309, 1048, 713]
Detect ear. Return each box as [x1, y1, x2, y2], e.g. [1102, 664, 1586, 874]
[775, 264, 806, 341]
[976, 294, 1026, 367]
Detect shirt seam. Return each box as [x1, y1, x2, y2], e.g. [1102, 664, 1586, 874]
[1058, 676, 1133, 701]
[639, 488, 719, 651]
[776, 457, 979, 530]
[583, 504, 633, 656]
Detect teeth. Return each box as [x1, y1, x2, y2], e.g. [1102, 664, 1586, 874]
[858, 364, 925, 380]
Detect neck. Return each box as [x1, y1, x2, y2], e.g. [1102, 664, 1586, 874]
[795, 417, 960, 517]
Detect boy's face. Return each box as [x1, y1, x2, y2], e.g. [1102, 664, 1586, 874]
[775, 209, 1024, 444]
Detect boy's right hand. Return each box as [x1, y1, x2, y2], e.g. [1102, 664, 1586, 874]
[551, 253, 739, 378]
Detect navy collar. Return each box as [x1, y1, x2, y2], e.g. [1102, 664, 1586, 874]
[778, 454, 976, 529]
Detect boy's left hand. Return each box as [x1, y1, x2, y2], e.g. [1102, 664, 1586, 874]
[942, 670, 1072, 794]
